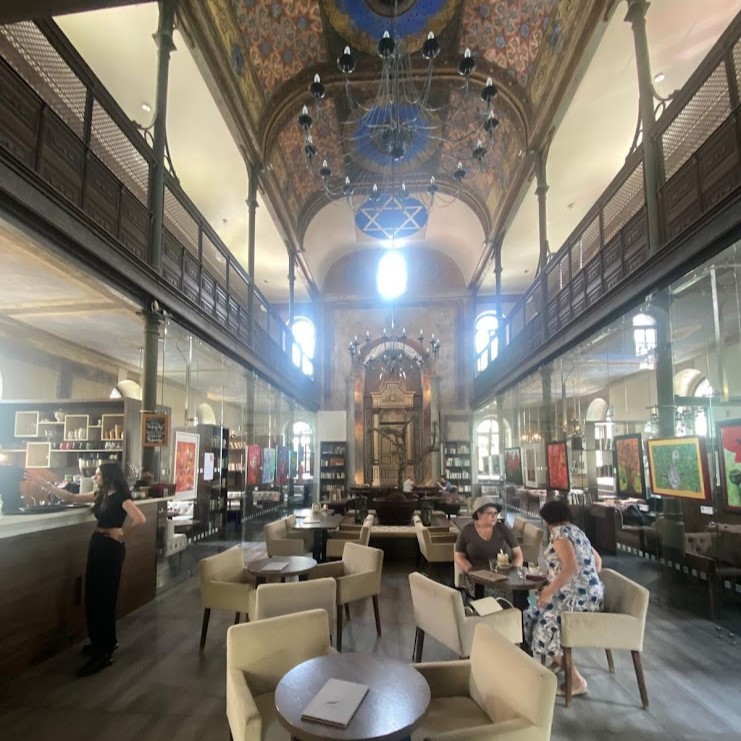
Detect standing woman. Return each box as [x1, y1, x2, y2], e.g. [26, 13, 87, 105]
[523, 499, 603, 697]
[28, 461, 145, 676]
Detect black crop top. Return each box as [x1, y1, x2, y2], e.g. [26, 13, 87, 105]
[92, 489, 132, 528]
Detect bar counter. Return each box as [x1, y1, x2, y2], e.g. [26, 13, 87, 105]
[0, 497, 165, 680]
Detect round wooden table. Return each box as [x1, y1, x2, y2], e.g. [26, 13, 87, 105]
[247, 556, 317, 584]
[468, 568, 547, 609]
[275, 652, 430, 741]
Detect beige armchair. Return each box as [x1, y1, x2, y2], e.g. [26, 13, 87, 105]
[409, 571, 522, 660]
[412, 623, 557, 741]
[248, 576, 337, 639]
[560, 568, 650, 708]
[512, 515, 527, 541]
[309, 542, 383, 651]
[226, 609, 334, 741]
[520, 522, 545, 564]
[415, 518, 457, 567]
[198, 546, 255, 652]
[263, 516, 306, 557]
[325, 514, 373, 559]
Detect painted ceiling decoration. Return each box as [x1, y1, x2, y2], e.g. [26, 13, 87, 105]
[355, 193, 429, 242]
[200, 0, 609, 292]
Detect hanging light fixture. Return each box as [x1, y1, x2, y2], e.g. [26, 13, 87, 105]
[348, 312, 440, 380]
[296, 3, 500, 229]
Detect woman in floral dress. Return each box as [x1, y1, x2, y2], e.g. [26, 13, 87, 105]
[524, 499, 603, 696]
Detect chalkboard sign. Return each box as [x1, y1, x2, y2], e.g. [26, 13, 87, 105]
[142, 412, 169, 447]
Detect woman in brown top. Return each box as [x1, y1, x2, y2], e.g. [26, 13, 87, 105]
[454, 496, 524, 575]
[27, 461, 145, 676]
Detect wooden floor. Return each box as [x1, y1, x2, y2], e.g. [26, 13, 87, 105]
[1, 539, 740, 741]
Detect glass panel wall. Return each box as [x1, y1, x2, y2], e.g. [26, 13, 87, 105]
[476, 239, 741, 631]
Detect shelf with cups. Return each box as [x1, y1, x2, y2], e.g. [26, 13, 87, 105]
[0, 399, 139, 475]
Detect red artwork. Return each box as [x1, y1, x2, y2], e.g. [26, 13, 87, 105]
[246, 444, 261, 486]
[547, 441, 569, 491]
[175, 441, 196, 494]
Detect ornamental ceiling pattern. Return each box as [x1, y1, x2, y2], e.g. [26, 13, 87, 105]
[231, 0, 324, 97]
[209, 0, 598, 280]
[461, 0, 557, 87]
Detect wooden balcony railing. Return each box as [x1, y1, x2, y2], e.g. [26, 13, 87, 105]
[0, 19, 315, 403]
[476, 14, 741, 397]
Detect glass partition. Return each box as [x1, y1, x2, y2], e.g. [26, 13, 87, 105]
[476, 239, 741, 631]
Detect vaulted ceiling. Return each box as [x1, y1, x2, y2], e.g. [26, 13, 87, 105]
[182, 0, 614, 294]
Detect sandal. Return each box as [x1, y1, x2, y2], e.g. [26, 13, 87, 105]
[556, 680, 588, 697]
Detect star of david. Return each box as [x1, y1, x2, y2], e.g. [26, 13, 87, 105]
[356, 194, 428, 241]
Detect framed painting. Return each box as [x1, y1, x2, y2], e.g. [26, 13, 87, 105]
[646, 436, 711, 501]
[716, 420, 741, 511]
[547, 441, 570, 491]
[262, 447, 276, 485]
[523, 443, 540, 488]
[173, 431, 199, 500]
[503, 447, 523, 485]
[613, 433, 646, 499]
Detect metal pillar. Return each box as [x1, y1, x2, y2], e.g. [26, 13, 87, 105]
[535, 148, 550, 275]
[625, 0, 661, 254]
[288, 248, 295, 328]
[650, 291, 675, 437]
[149, 0, 177, 272]
[141, 309, 162, 475]
[246, 164, 258, 344]
[540, 363, 553, 445]
[493, 237, 504, 355]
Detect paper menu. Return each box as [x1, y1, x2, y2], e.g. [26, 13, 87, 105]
[301, 678, 369, 728]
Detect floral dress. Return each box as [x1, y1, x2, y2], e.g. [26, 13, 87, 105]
[523, 523, 604, 661]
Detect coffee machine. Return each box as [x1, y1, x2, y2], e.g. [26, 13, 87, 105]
[78, 458, 102, 494]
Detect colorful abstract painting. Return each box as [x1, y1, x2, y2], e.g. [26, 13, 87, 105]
[647, 437, 710, 501]
[262, 447, 276, 485]
[246, 444, 261, 486]
[614, 434, 646, 499]
[504, 447, 523, 485]
[276, 446, 289, 486]
[173, 431, 199, 500]
[547, 441, 569, 491]
[718, 420, 741, 511]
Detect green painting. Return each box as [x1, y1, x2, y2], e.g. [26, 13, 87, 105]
[647, 437, 710, 501]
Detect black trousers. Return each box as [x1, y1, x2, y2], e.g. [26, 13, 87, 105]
[85, 532, 125, 655]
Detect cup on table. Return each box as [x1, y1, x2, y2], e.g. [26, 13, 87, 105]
[488, 559, 497, 572]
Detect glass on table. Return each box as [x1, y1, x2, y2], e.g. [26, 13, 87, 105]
[488, 559, 497, 572]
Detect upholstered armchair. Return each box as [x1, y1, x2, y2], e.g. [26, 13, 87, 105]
[248, 576, 337, 639]
[409, 572, 522, 661]
[309, 542, 384, 651]
[415, 519, 457, 568]
[263, 516, 306, 557]
[520, 522, 545, 564]
[512, 515, 527, 542]
[560, 568, 650, 708]
[412, 623, 557, 741]
[325, 514, 373, 559]
[226, 609, 334, 741]
[198, 546, 255, 652]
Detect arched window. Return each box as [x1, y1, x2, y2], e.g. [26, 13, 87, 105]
[293, 420, 313, 479]
[477, 417, 504, 478]
[633, 313, 656, 369]
[292, 317, 315, 376]
[475, 311, 498, 372]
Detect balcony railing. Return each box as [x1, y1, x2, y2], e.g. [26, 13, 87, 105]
[477, 14, 741, 388]
[0, 19, 315, 399]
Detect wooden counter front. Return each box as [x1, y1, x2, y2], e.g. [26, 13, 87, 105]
[0, 498, 163, 680]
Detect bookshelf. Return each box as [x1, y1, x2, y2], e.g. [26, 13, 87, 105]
[196, 424, 229, 539]
[319, 441, 346, 498]
[443, 440, 472, 494]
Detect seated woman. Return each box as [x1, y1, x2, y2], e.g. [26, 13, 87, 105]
[523, 499, 603, 697]
[454, 497, 524, 582]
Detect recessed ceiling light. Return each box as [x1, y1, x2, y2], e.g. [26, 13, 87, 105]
[141, 102, 152, 112]
[653, 72, 665, 83]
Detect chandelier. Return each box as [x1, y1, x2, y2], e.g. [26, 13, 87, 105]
[296, 5, 500, 226]
[348, 315, 440, 380]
